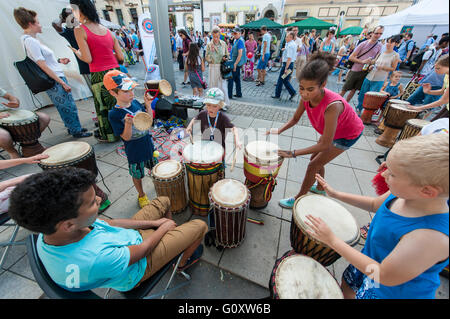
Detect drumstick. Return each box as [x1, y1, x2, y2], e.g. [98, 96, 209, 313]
[189, 132, 194, 144]
[230, 147, 237, 172]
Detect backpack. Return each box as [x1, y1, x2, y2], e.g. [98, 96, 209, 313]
[410, 47, 435, 73]
[197, 37, 204, 49]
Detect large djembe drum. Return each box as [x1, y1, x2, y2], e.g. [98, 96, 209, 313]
[361, 92, 389, 124]
[376, 99, 411, 132]
[397, 118, 430, 141]
[0, 109, 45, 157]
[244, 140, 284, 209]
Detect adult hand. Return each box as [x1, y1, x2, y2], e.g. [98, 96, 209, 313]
[24, 153, 50, 164]
[422, 83, 432, 94]
[315, 174, 338, 198]
[278, 150, 294, 158]
[304, 214, 336, 247]
[160, 219, 177, 232]
[61, 83, 72, 93]
[59, 58, 71, 65]
[0, 112, 10, 119]
[1, 96, 20, 108]
[151, 218, 172, 229]
[233, 64, 237, 72]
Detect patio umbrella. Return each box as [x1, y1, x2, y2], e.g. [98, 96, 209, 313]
[339, 26, 363, 36]
[285, 17, 336, 30]
[240, 18, 285, 29]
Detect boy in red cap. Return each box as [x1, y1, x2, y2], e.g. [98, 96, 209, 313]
[104, 70, 155, 208]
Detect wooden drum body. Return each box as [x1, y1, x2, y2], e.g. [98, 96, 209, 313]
[151, 160, 188, 214]
[244, 141, 283, 209]
[398, 119, 430, 141]
[0, 109, 44, 157]
[183, 141, 225, 216]
[209, 179, 250, 248]
[290, 194, 360, 267]
[269, 250, 344, 299]
[361, 92, 388, 124]
[376, 103, 418, 148]
[377, 99, 411, 132]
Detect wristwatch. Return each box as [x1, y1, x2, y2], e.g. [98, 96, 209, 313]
[291, 150, 297, 158]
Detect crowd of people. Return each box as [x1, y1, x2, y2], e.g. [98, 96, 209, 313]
[0, 0, 449, 300]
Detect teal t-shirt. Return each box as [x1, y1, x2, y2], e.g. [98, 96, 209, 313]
[37, 219, 146, 292]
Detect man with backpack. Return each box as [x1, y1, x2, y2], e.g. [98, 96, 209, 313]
[398, 33, 415, 66]
[417, 37, 449, 76]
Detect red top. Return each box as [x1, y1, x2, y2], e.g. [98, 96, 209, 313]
[304, 88, 364, 140]
[81, 24, 119, 73]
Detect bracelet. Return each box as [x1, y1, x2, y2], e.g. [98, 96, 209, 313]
[291, 150, 296, 158]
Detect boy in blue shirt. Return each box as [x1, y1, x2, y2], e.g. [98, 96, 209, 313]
[306, 134, 448, 299]
[104, 70, 154, 208]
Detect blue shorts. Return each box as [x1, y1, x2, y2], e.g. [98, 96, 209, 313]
[333, 132, 362, 151]
[257, 53, 271, 70]
[343, 264, 379, 299]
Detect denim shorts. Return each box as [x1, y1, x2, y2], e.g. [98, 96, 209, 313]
[333, 132, 362, 151]
[128, 160, 154, 179]
[257, 53, 271, 70]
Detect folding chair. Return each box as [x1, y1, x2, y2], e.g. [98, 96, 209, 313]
[0, 213, 26, 270]
[26, 234, 191, 299]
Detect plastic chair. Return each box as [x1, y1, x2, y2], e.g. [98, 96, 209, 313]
[26, 234, 191, 299]
[0, 213, 26, 269]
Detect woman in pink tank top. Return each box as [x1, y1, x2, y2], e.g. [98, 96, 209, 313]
[267, 52, 364, 209]
[70, 0, 123, 143]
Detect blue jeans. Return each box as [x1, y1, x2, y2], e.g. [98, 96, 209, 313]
[407, 86, 442, 105]
[274, 62, 296, 98]
[46, 77, 83, 135]
[228, 66, 242, 98]
[357, 78, 385, 112]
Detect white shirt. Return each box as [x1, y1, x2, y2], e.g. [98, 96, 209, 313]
[176, 35, 183, 49]
[421, 46, 442, 76]
[294, 37, 303, 58]
[282, 40, 297, 64]
[21, 35, 64, 77]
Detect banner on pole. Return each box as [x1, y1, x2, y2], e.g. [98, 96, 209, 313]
[138, 12, 160, 80]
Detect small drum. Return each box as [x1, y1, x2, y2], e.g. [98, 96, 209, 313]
[398, 118, 430, 141]
[361, 92, 388, 124]
[269, 250, 344, 299]
[244, 141, 284, 209]
[132, 112, 153, 131]
[209, 179, 250, 248]
[377, 99, 411, 132]
[151, 160, 188, 214]
[183, 141, 225, 216]
[376, 103, 419, 148]
[0, 109, 44, 157]
[38, 141, 98, 176]
[145, 79, 173, 97]
[290, 194, 360, 266]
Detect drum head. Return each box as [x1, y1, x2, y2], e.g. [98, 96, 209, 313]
[294, 194, 359, 245]
[159, 80, 173, 96]
[389, 99, 410, 106]
[40, 142, 92, 165]
[152, 160, 182, 179]
[183, 140, 224, 164]
[366, 91, 387, 97]
[245, 140, 280, 163]
[133, 112, 153, 131]
[210, 179, 249, 207]
[0, 109, 37, 124]
[275, 254, 344, 299]
[406, 118, 430, 128]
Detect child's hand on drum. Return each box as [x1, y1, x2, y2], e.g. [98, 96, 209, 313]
[0, 112, 10, 119]
[26, 153, 50, 164]
[315, 174, 338, 198]
[304, 214, 336, 247]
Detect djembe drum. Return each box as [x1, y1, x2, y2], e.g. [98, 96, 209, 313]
[361, 92, 388, 124]
[145, 79, 173, 98]
[244, 141, 284, 209]
[269, 250, 344, 299]
[151, 160, 188, 214]
[0, 109, 45, 157]
[183, 140, 225, 216]
[397, 118, 430, 141]
[208, 179, 250, 248]
[290, 194, 360, 267]
[38, 141, 108, 204]
[376, 99, 411, 132]
[375, 103, 419, 148]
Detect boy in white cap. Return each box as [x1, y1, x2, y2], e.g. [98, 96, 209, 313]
[186, 87, 241, 152]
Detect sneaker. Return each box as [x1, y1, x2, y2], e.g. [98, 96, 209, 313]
[98, 199, 111, 214]
[72, 131, 93, 138]
[138, 194, 151, 208]
[177, 244, 204, 272]
[310, 185, 326, 195]
[279, 197, 295, 209]
[67, 128, 88, 134]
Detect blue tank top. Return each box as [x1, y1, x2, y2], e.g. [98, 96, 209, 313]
[361, 194, 449, 299]
[384, 81, 400, 97]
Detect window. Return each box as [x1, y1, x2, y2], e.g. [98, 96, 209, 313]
[130, 8, 138, 25]
[245, 14, 255, 24]
[295, 11, 308, 18]
[382, 6, 398, 16]
[227, 13, 236, 24]
[103, 10, 111, 22]
[319, 7, 340, 17]
[116, 9, 124, 26]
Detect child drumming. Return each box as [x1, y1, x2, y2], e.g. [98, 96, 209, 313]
[267, 52, 364, 209]
[380, 71, 404, 101]
[186, 88, 241, 152]
[186, 42, 206, 97]
[105, 70, 155, 208]
[306, 134, 449, 299]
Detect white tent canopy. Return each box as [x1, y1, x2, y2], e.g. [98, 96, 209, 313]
[379, 0, 449, 48]
[100, 18, 121, 30]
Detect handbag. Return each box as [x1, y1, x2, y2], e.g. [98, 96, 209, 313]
[195, 69, 207, 90]
[14, 36, 55, 94]
[344, 41, 379, 70]
[220, 60, 233, 80]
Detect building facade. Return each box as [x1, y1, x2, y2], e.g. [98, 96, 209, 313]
[283, 0, 414, 30]
[93, 0, 149, 28]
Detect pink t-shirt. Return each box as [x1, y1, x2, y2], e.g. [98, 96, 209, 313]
[245, 39, 257, 54]
[81, 24, 119, 73]
[304, 88, 364, 140]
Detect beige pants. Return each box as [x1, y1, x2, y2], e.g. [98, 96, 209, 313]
[133, 197, 208, 285]
[208, 64, 230, 105]
[295, 55, 307, 82]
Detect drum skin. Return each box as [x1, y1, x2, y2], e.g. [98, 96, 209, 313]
[397, 119, 430, 141]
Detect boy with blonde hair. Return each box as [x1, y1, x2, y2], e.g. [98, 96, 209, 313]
[306, 134, 448, 299]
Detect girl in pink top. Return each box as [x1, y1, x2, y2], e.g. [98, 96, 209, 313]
[70, 0, 124, 143]
[267, 52, 364, 208]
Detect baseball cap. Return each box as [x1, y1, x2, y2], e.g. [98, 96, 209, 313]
[103, 70, 138, 91]
[203, 88, 225, 106]
[232, 27, 242, 34]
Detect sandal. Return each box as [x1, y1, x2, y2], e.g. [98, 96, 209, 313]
[177, 244, 204, 272]
[360, 223, 371, 240]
